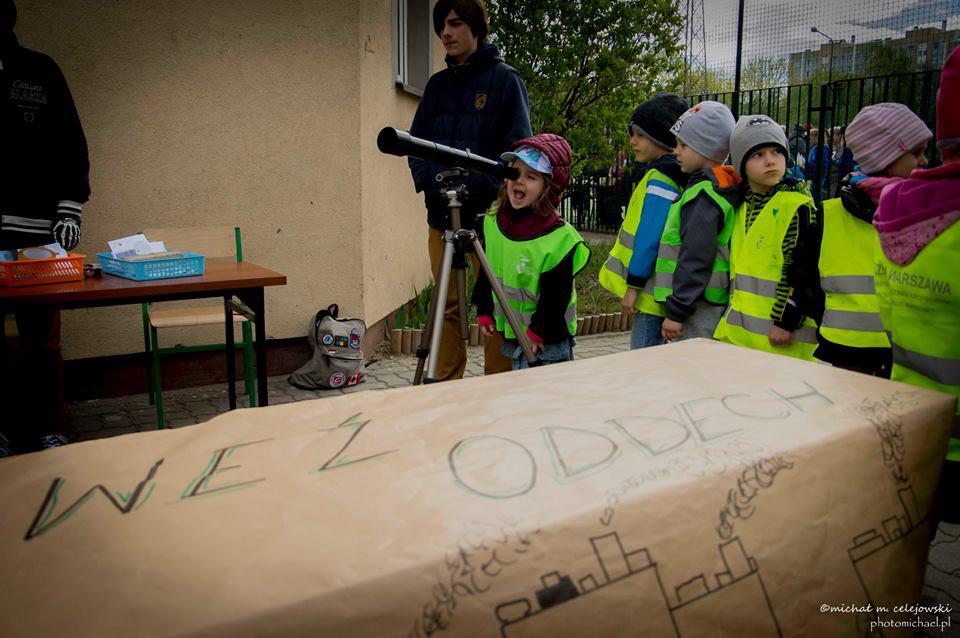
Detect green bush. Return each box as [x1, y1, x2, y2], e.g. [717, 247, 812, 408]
[576, 240, 621, 316]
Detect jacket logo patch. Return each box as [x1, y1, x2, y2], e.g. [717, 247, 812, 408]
[474, 93, 488, 110]
[9, 80, 48, 105]
[515, 254, 532, 276]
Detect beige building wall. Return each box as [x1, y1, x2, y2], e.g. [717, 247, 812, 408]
[13, 1, 436, 360]
[358, 0, 436, 325]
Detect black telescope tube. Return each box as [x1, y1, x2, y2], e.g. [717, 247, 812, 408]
[377, 127, 520, 181]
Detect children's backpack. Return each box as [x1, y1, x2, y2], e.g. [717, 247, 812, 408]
[289, 304, 366, 390]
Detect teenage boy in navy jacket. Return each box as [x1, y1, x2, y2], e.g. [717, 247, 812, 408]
[407, 0, 532, 381]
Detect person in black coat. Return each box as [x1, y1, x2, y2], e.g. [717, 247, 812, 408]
[1, 0, 90, 454]
[407, 0, 532, 381]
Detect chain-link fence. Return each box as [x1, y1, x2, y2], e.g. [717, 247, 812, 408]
[687, 68, 942, 203]
[684, 0, 959, 95]
[560, 1, 959, 231]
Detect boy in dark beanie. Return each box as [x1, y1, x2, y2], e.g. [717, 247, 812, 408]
[1, 0, 90, 453]
[599, 92, 688, 349]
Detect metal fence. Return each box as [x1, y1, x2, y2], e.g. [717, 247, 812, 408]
[689, 69, 940, 146]
[561, 68, 942, 232]
[689, 69, 942, 204]
[559, 173, 637, 235]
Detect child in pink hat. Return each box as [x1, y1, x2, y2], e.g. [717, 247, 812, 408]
[805, 102, 933, 377]
[874, 46, 960, 530]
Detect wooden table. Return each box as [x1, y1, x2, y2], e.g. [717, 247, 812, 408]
[0, 262, 287, 411]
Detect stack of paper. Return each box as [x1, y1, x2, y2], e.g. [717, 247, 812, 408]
[107, 234, 179, 260]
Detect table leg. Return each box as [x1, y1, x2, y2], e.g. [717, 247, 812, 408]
[238, 288, 268, 407]
[0, 304, 7, 400]
[0, 303, 6, 361]
[225, 295, 237, 410]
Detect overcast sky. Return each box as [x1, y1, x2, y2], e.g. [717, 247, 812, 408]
[696, 0, 960, 72]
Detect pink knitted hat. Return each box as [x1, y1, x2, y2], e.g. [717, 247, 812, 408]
[844, 103, 932, 175]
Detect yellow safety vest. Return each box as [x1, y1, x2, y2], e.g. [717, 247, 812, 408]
[818, 198, 890, 349]
[713, 190, 818, 361]
[484, 213, 590, 340]
[875, 221, 960, 462]
[598, 169, 679, 317]
[653, 180, 734, 305]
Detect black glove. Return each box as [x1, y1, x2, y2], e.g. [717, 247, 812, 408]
[838, 174, 877, 224]
[53, 218, 81, 251]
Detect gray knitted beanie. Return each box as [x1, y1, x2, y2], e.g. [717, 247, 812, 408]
[729, 114, 789, 177]
[669, 101, 736, 164]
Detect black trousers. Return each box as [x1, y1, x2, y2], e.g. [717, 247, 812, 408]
[3, 307, 66, 450]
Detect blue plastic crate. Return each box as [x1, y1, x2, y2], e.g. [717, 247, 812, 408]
[98, 252, 205, 281]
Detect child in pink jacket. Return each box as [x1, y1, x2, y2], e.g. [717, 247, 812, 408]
[874, 47, 960, 532]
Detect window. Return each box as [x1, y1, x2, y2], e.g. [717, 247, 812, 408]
[393, 0, 433, 96]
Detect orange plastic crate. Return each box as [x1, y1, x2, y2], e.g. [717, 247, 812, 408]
[0, 253, 86, 287]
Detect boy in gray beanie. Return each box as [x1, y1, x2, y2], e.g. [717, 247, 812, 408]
[654, 101, 741, 342]
[713, 114, 820, 360]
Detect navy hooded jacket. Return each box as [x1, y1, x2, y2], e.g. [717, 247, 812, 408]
[1, 30, 89, 249]
[408, 43, 531, 230]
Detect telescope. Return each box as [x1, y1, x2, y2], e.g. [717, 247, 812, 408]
[377, 127, 520, 181]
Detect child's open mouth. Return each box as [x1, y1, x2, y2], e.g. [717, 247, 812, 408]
[512, 190, 526, 202]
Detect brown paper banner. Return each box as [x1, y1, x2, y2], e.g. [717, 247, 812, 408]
[0, 340, 954, 637]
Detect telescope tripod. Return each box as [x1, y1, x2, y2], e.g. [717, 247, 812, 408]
[414, 169, 538, 384]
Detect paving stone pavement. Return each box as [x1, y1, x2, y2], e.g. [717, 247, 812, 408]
[68, 331, 632, 441]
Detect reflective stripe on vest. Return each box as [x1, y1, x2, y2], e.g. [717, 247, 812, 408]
[713, 189, 818, 361]
[817, 198, 890, 349]
[484, 212, 590, 340]
[653, 180, 734, 305]
[892, 344, 960, 387]
[821, 309, 886, 332]
[602, 255, 658, 301]
[598, 169, 678, 318]
[493, 302, 578, 328]
[731, 273, 777, 297]
[875, 220, 960, 460]
[723, 308, 818, 344]
[821, 275, 875, 294]
[655, 243, 730, 262]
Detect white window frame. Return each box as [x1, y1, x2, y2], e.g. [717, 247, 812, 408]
[392, 0, 433, 97]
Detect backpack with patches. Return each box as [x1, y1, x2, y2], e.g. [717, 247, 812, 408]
[289, 304, 366, 390]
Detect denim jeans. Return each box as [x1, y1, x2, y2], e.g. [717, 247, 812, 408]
[630, 312, 665, 349]
[677, 301, 725, 341]
[502, 337, 575, 370]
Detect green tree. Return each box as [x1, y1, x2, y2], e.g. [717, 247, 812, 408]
[742, 56, 789, 90]
[488, 0, 684, 174]
[684, 67, 733, 96]
[862, 41, 914, 76]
